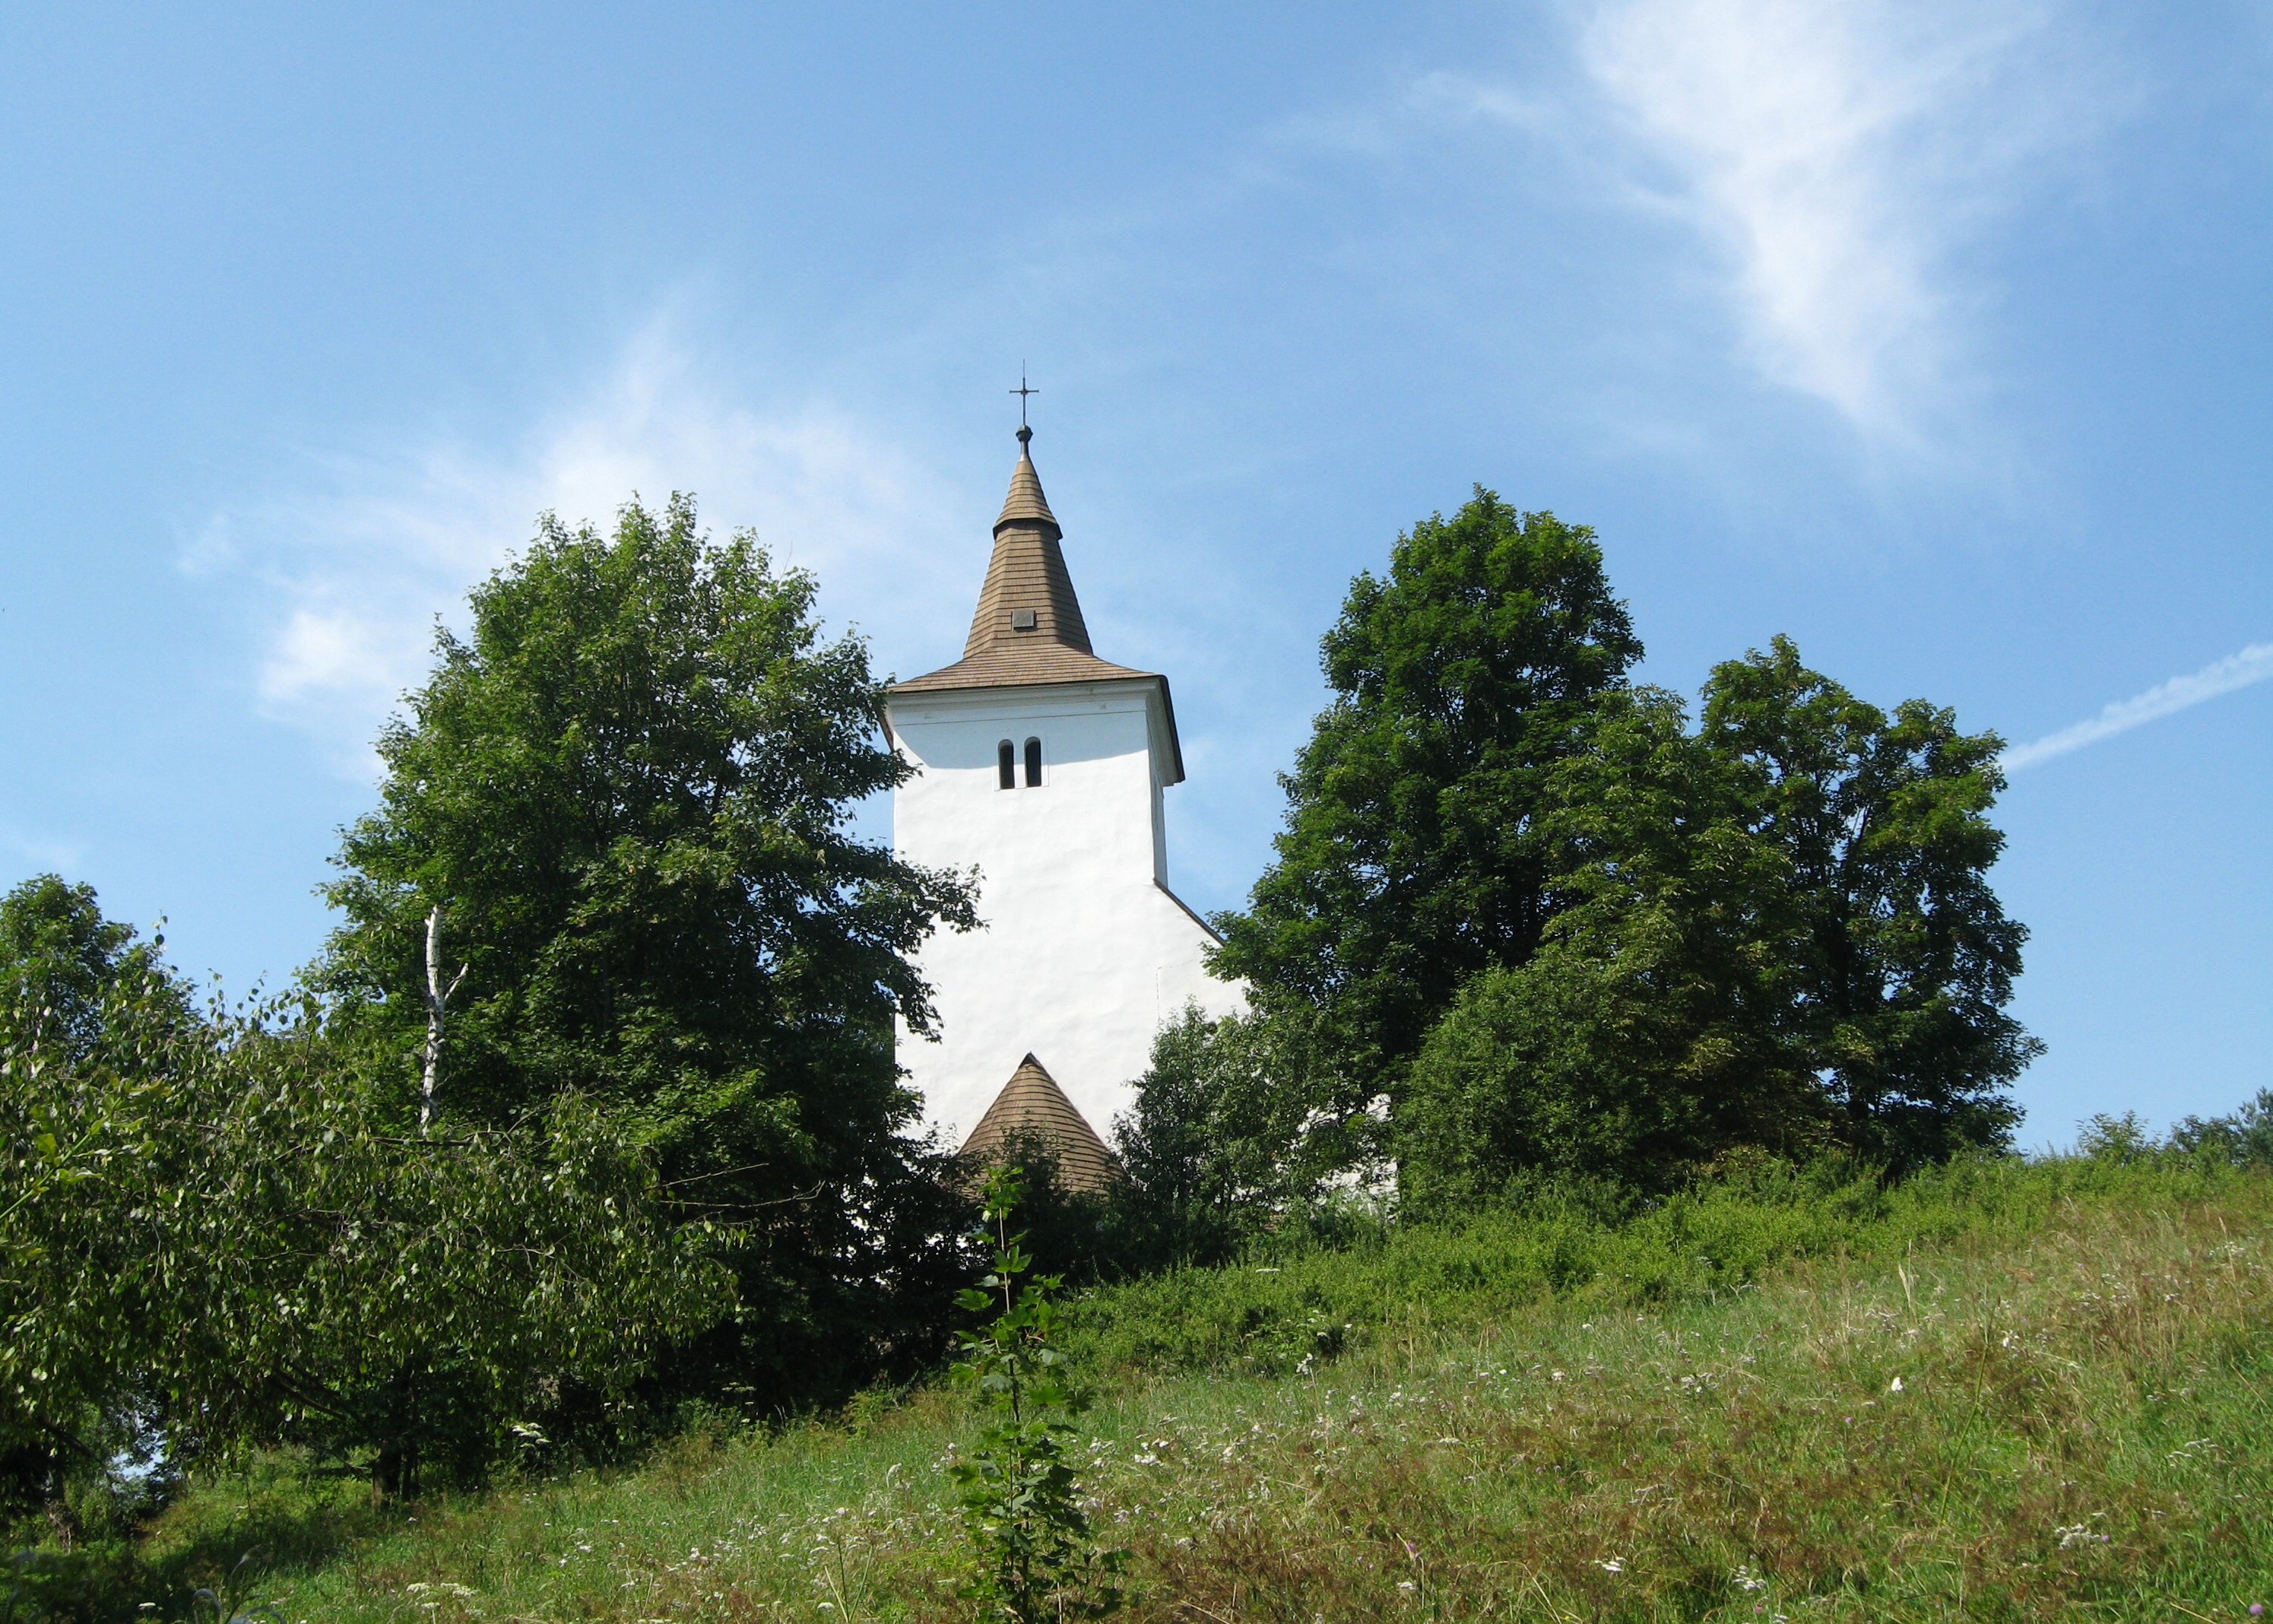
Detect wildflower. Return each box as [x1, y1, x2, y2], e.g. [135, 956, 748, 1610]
[1732, 1565, 1768, 1592]
[1888, 1376, 1904, 1393]
[1597, 1557, 1625, 1573]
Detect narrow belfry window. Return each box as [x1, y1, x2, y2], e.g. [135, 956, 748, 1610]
[1010, 607, 1038, 631]
[1023, 737, 1043, 788]
[997, 740, 1016, 790]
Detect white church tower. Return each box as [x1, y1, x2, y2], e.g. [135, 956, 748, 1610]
[888, 426, 1244, 1168]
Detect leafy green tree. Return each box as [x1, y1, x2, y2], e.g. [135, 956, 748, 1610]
[1400, 687, 1821, 1208]
[2, 879, 726, 1517]
[1212, 490, 1643, 1085]
[0, 877, 189, 1532]
[1698, 636, 2033, 1168]
[2168, 1088, 2273, 1166]
[317, 495, 979, 1405]
[0, 874, 185, 1059]
[1400, 642, 2034, 1197]
[166, 1013, 728, 1497]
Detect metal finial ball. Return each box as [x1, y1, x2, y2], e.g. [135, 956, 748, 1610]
[1017, 424, 1033, 446]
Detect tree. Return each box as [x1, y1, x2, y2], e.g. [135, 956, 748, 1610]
[1, 878, 726, 1518]
[1400, 688, 1820, 1209]
[2168, 1088, 2273, 1167]
[317, 495, 980, 1406]
[1399, 640, 2037, 1199]
[0, 877, 189, 1534]
[1699, 636, 2033, 1168]
[1211, 490, 1643, 1086]
[0, 874, 185, 1059]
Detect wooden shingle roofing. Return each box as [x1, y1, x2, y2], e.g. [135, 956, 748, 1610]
[959, 1052, 1120, 1194]
[891, 431, 1165, 697]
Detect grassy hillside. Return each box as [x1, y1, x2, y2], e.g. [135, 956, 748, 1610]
[24, 1153, 2273, 1622]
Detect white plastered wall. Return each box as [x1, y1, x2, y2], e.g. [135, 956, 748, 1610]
[888, 677, 1246, 1144]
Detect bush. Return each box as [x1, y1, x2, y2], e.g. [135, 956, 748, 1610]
[2168, 1088, 2273, 1166]
[1, 877, 731, 1515]
[1397, 953, 1735, 1212]
[1108, 1004, 1389, 1271]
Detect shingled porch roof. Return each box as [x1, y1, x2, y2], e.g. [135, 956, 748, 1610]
[959, 1052, 1120, 1194]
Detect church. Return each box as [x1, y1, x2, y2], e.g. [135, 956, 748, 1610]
[886, 426, 1245, 1182]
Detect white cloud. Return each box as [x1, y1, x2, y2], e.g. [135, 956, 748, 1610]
[2003, 642, 2273, 772]
[206, 318, 977, 776]
[1576, 0, 2099, 441]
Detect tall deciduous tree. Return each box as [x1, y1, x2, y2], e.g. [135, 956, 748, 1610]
[1400, 686, 1821, 1208]
[317, 495, 979, 1404]
[1698, 636, 2034, 1168]
[1400, 641, 2035, 1202]
[1211, 490, 1643, 1083]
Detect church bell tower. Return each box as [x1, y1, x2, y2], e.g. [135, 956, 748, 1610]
[886, 427, 1244, 1175]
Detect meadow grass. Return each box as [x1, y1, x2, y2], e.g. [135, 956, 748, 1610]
[49, 1153, 2273, 1622]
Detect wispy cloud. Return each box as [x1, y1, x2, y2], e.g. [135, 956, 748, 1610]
[2003, 642, 2273, 772]
[1575, 0, 2103, 442]
[198, 318, 975, 776]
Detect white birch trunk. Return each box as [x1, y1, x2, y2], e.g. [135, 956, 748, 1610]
[421, 904, 468, 1134]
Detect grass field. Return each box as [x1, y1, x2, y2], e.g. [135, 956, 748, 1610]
[22, 1152, 2273, 1622]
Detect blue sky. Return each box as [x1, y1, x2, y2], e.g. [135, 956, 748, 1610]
[2, 3, 2265, 1142]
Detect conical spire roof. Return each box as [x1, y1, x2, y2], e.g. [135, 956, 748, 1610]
[994, 430, 1060, 533]
[892, 432, 1155, 696]
[965, 430, 1091, 658]
[960, 1053, 1119, 1194]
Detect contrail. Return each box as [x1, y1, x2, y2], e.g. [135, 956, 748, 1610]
[2002, 642, 2273, 772]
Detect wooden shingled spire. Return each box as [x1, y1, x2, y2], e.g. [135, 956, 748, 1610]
[959, 1052, 1120, 1194]
[890, 430, 1160, 697]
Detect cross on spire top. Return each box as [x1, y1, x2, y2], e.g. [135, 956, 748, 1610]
[1010, 366, 1038, 443]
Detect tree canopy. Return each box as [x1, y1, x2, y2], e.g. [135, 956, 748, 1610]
[318, 495, 980, 1404]
[1697, 636, 2034, 1167]
[2, 877, 723, 1518]
[1210, 490, 1642, 1081]
[1400, 638, 2034, 1206]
